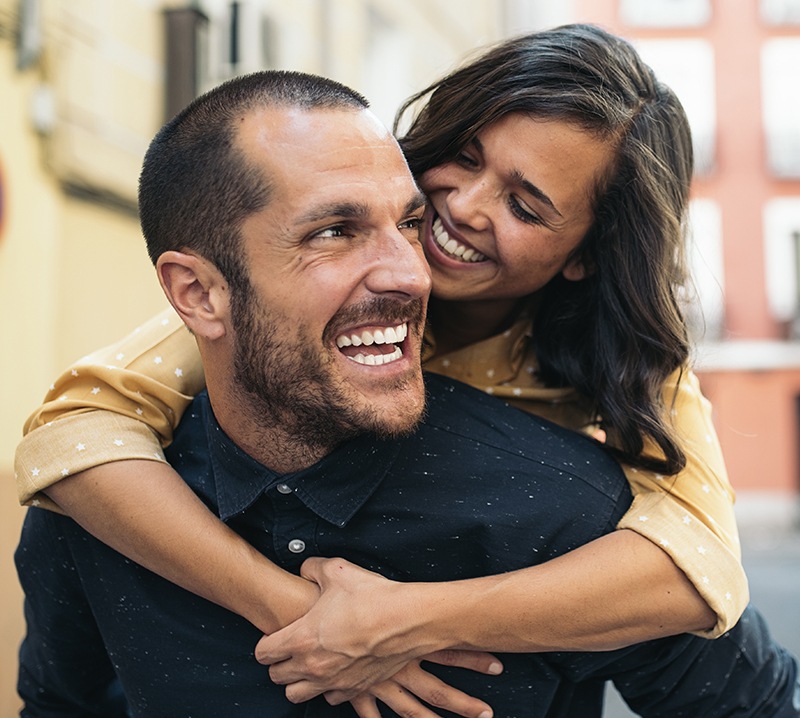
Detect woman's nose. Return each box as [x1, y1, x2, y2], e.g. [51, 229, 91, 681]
[447, 176, 493, 232]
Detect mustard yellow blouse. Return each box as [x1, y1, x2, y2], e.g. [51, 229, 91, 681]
[15, 306, 747, 637]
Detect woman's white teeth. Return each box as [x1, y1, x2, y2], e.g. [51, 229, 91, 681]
[433, 218, 486, 262]
[335, 322, 408, 359]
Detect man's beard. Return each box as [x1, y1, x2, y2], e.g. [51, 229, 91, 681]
[231, 288, 426, 455]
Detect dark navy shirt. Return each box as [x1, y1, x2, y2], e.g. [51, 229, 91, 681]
[16, 374, 800, 717]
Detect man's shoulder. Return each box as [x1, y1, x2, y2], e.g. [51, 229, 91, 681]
[421, 371, 626, 492]
[422, 371, 594, 447]
[164, 391, 218, 505]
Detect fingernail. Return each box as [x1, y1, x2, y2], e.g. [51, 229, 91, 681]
[488, 661, 503, 675]
[478, 711, 493, 718]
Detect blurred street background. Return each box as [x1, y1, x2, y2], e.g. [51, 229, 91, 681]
[2, 0, 800, 714]
[605, 524, 800, 715]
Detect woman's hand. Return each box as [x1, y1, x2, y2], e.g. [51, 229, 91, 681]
[256, 557, 502, 711]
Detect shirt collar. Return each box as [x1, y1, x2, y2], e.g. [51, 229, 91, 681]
[199, 394, 401, 527]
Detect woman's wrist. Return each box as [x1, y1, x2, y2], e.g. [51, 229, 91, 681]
[226, 545, 319, 632]
[370, 580, 464, 659]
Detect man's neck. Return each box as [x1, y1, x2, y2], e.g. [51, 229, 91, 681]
[209, 388, 336, 474]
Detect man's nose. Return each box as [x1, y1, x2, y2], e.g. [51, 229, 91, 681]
[364, 230, 432, 300]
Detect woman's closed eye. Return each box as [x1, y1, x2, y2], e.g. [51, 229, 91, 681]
[508, 195, 544, 226]
[455, 151, 479, 169]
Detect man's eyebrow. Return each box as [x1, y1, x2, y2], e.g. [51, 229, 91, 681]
[471, 136, 563, 219]
[296, 202, 371, 225]
[296, 191, 427, 226]
[404, 191, 428, 215]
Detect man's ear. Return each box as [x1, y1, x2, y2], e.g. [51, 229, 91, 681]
[156, 251, 229, 340]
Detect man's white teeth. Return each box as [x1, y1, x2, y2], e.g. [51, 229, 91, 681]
[433, 218, 486, 263]
[348, 347, 403, 366]
[335, 323, 408, 349]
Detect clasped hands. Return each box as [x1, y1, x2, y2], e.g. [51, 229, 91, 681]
[255, 557, 502, 718]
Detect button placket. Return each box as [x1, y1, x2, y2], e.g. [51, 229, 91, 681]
[270, 483, 316, 568]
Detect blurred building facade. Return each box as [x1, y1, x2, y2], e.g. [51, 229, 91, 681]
[2, 0, 800, 712]
[562, 0, 800, 530]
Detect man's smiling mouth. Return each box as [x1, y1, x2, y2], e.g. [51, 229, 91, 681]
[336, 322, 408, 366]
[432, 217, 487, 263]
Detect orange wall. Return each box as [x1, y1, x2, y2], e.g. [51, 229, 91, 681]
[698, 370, 800, 493]
[576, 0, 800, 340]
[571, 1, 800, 499]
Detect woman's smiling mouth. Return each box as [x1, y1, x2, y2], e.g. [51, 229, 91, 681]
[432, 217, 487, 263]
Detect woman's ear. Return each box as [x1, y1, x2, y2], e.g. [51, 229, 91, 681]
[156, 251, 229, 340]
[562, 255, 589, 282]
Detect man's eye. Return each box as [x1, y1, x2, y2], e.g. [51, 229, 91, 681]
[314, 225, 348, 239]
[399, 217, 423, 231]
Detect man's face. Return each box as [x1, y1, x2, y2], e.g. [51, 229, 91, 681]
[230, 106, 431, 450]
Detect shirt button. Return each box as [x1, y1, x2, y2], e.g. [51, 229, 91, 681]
[288, 539, 306, 554]
[276, 483, 292, 494]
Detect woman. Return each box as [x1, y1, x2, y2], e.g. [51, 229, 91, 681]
[16, 23, 745, 717]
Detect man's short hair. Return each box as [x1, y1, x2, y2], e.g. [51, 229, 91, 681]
[138, 70, 369, 291]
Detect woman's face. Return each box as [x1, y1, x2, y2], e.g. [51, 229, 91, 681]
[419, 113, 615, 303]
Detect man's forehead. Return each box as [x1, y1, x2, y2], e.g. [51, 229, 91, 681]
[236, 105, 420, 218]
[237, 104, 397, 161]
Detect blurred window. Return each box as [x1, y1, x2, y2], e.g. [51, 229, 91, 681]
[762, 38, 800, 178]
[619, 0, 711, 28]
[363, 7, 412, 130]
[164, 7, 209, 122]
[761, 0, 800, 24]
[634, 39, 717, 176]
[685, 199, 725, 341]
[197, 0, 274, 91]
[764, 198, 800, 325]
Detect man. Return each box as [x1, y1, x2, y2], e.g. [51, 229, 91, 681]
[16, 71, 800, 717]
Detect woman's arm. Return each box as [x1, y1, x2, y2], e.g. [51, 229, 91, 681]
[22, 307, 204, 458]
[45, 459, 319, 632]
[258, 369, 743, 701]
[615, 368, 748, 636]
[258, 528, 714, 703]
[15, 306, 314, 630]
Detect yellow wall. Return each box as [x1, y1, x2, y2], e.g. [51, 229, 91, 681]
[1, 6, 53, 711]
[0, 2, 164, 711]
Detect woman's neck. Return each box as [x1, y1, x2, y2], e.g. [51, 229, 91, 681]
[427, 297, 525, 357]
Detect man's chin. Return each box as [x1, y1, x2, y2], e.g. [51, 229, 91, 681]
[354, 384, 427, 439]
[369, 409, 425, 440]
